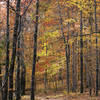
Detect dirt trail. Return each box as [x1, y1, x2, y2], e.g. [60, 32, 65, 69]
[22, 93, 100, 100]
[22, 96, 65, 100]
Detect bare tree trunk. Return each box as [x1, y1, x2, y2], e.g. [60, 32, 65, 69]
[16, 16, 21, 100]
[88, 0, 93, 95]
[94, 0, 99, 96]
[0, 66, 2, 100]
[3, 0, 10, 100]
[80, 10, 84, 93]
[31, 0, 39, 100]
[71, 8, 77, 92]
[56, 0, 70, 93]
[21, 57, 26, 95]
[44, 69, 47, 93]
[66, 8, 70, 93]
[72, 42, 77, 92]
[44, 42, 48, 93]
[20, 33, 26, 95]
[9, 0, 21, 100]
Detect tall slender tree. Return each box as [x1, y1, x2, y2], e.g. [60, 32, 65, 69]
[0, 65, 2, 99]
[80, 10, 84, 93]
[72, 41, 77, 92]
[71, 8, 77, 92]
[56, 0, 70, 93]
[88, 0, 93, 95]
[31, 0, 39, 100]
[20, 16, 26, 96]
[20, 49, 26, 95]
[21, 56, 26, 95]
[44, 42, 48, 93]
[66, 8, 70, 93]
[9, 0, 21, 100]
[94, 0, 99, 96]
[16, 16, 21, 100]
[20, 31, 26, 95]
[3, 0, 10, 100]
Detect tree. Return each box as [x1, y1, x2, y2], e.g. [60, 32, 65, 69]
[66, 8, 70, 94]
[88, 0, 93, 95]
[3, 0, 10, 100]
[20, 30, 26, 95]
[80, 10, 84, 93]
[16, 16, 21, 100]
[71, 7, 77, 92]
[31, 0, 39, 100]
[94, 0, 99, 96]
[56, 0, 70, 93]
[9, 0, 21, 100]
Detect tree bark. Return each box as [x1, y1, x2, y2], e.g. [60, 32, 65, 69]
[67, 8, 70, 94]
[20, 36, 26, 95]
[31, 0, 39, 100]
[0, 66, 2, 100]
[3, 0, 10, 100]
[56, 0, 70, 93]
[94, 0, 99, 96]
[9, 0, 21, 100]
[20, 17, 26, 96]
[80, 10, 84, 93]
[72, 42, 77, 92]
[71, 8, 77, 92]
[16, 16, 21, 100]
[21, 57, 26, 95]
[44, 69, 47, 93]
[88, 1, 93, 95]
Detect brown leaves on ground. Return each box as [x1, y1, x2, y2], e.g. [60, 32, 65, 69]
[22, 93, 100, 100]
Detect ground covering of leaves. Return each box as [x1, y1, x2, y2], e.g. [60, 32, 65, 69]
[22, 92, 100, 100]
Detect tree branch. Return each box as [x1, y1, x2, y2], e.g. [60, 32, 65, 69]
[22, 0, 33, 16]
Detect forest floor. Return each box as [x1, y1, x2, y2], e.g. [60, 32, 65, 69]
[22, 92, 100, 100]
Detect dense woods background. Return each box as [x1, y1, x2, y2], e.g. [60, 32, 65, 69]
[0, 0, 100, 100]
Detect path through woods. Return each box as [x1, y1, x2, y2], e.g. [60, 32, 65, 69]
[22, 93, 100, 100]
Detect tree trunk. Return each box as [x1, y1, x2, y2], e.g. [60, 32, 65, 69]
[71, 8, 77, 92]
[88, 1, 93, 95]
[0, 66, 2, 100]
[44, 42, 48, 93]
[56, 0, 70, 93]
[44, 69, 47, 93]
[16, 16, 21, 100]
[9, 0, 21, 100]
[66, 8, 70, 93]
[80, 10, 84, 93]
[20, 18, 26, 96]
[72, 42, 77, 92]
[31, 0, 39, 100]
[94, 0, 99, 96]
[21, 58, 26, 95]
[3, 0, 10, 100]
